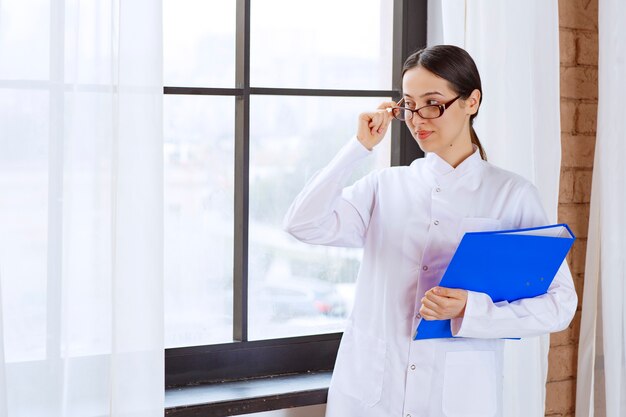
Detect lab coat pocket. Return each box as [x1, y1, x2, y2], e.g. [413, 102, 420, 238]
[331, 326, 386, 407]
[457, 217, 501, 241]
[442, 350, 497, 417]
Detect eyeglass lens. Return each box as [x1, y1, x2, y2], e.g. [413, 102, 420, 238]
[392, 105, 441, 121]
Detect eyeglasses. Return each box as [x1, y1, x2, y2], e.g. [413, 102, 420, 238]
[390, 95, 461, 121]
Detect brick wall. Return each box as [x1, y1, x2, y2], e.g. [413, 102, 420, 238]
[545, 0, 598, 416]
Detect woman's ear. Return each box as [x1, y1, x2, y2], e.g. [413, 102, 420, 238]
[467, 89, 481, 115]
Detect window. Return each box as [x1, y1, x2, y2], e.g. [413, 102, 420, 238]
[164, 0, 426, 388]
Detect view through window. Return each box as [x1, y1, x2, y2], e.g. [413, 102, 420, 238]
[164, 0, 394, 348]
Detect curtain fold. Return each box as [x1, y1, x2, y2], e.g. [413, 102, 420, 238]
[0, 0, 164, 415]
[428, 1, 562, 416]
[576, 0, 626, 416]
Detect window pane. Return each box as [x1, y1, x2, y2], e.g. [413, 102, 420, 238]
[164, 95, 234, 348]
[0, 89, 49, 362]
[250, 0, 393, 90]
[163, 0, 236, 88]
[248, 95, 390, 340]
[0, 0, 49, 80]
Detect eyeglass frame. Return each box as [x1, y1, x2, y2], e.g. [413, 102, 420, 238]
[391, 95, 462, 121]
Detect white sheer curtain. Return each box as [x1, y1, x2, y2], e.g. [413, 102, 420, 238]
[576, 0, 626, 416]
[0, 0, 163, 415]
[428, 1, 562, 416]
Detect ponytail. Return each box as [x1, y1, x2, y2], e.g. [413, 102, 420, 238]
[469, 123, 487, 161]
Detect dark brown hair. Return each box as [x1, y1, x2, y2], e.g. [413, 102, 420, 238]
[402, 45, 487, 161]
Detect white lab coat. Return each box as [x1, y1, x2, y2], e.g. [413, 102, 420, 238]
[283, 136, 577, 417]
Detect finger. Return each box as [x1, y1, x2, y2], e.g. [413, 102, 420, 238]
[425, 288, 450, 304]
[360, 114, 375, 131]
[419, 306, 440, 320]
[369, 122, 378, 135]
[373, 114, 386, 133]
[369, 112, 381, 126]
[422, 293, 446, 309]
[379, 110, 391, 123]
[377, 101, 398, 110]
[370, 123, 381, 135]
[433, 286, 465, 299]
[383, 107, 393, 124]
[420, 298, 441, 312]
[379, 111, 393, 132]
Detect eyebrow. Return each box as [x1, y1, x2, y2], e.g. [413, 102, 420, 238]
[403, 91, 445, 99]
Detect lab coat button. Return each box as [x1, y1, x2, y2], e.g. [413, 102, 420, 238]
[410, 364, 416, 370]
[422, 265, 428, 271]
[435, 187, 441, 192]
[434, 220, 439, 225]
[406, 414, 411, 417]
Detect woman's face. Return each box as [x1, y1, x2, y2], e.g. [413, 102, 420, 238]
[401, 66, 479, 161]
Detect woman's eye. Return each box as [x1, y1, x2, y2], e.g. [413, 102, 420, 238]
[427, 100, 439, 105]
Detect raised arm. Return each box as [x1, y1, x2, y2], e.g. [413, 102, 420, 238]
[282, 136, 377, 248]
[283, 101, 398, 247]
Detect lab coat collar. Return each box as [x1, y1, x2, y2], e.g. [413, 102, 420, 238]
[424, 144, 482, 178]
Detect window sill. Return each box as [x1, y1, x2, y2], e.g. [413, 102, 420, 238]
[165, 372, 331, 417]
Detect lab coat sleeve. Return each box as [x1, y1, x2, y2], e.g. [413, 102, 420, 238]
[450, 182, 578, 339]
[282, 135, 378, 248]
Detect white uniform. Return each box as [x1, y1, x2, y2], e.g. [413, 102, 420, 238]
[283, 136, 577, 417]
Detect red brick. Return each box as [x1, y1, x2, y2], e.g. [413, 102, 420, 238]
[568, 238, 588, 276]
[560, 100, 576, 133]
[577, 31, 598, 66]
[545, 379, 576, 414]
[559, 169, 575, 203]
[560, 29, 577, 65]
[559, 0, 598, 31]
[573, 170, 593, 203]
[561, 134, 596, 168]
[560, 66, 598, 100]
[551, 310, 582, 347]
[558, 203, 590, 238]
[548, 344, 578, 381]
[573, 273, 585, 308]
[576, 102, 597, 134]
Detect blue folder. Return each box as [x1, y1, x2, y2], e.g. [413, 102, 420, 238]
[414, 223, 576, 340]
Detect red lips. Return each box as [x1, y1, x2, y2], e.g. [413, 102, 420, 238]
[417, 130, 433, 140]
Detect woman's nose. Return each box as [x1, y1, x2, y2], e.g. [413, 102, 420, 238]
[408, 115, 425, 128]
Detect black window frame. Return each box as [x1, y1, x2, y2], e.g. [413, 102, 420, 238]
[164, 0, 427, 389]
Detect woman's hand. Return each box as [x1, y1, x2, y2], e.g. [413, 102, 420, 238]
[356, 101, 398, 150]
[419, 287, 468, 321]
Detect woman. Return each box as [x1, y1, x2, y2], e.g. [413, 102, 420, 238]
[283, 45, 577, 417]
